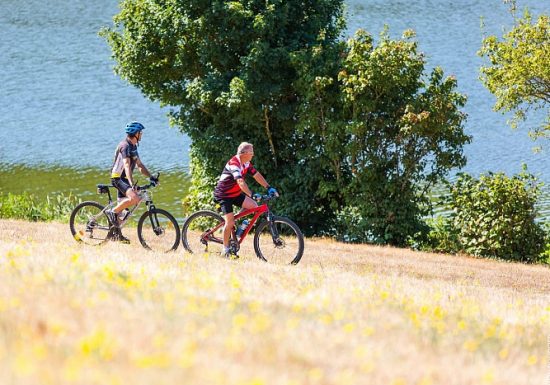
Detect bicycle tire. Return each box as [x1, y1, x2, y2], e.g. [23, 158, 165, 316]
[69, 201, 110, 246]
[253, 216, 304, 265]
[137, 208, 180, 252]
[181, 210, 225, 254]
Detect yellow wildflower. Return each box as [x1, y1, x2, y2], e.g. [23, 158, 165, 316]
[308, 368, 324, 382]
[132, 352, 171, 368]
[233, 313, 248, 329]
[481, 369, 495, 383]
[463, 339, 479, 352]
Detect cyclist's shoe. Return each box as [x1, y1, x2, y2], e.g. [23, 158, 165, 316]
[118, 235, 131, 244]
[114, 229, 131, 244]
[105, 209, 119, 228]
[220, 251, 239, 260]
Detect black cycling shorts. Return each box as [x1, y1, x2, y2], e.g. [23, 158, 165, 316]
[111, 177, 132, 199]
[214, 193, 246, 215]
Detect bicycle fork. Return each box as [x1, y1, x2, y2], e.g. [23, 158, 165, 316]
[146, 202, 164, 236]
[267, 213, 284, 247]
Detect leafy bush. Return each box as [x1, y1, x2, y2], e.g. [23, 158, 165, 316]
[540, 223, 550, 264]
[426, 171, 547, 263]
[409, 216, 461, 254]
[0, 193, 78, 222]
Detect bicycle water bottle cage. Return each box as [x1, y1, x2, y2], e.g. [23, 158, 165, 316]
[97, 185, 110, 194]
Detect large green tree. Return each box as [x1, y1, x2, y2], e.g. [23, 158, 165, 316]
[101, 0, 346, 235]
[479, 6, 549, 139]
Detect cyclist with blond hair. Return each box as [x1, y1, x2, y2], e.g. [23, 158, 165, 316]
[214, 142, 278, 258]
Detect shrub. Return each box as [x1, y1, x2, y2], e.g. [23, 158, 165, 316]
[0, 193, 78, 222]
[540, 223, 550, 264]
[409, 216, 461, 254]
[445, 171, 546, 263]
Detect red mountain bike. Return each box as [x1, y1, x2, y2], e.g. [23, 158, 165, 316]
[181, 194, 304, 264]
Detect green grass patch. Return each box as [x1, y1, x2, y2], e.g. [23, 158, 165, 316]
[0, 192, 80, 222]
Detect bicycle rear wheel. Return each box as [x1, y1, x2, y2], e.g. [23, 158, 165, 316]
[137, 208, 180, 252]
[181, 210, 225, 254]
[69, 201, 110, 246]
[254, 216, 304, 265]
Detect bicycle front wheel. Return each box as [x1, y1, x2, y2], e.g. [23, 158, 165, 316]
[254, 216, 304, 265]
[69, 201, 110, 246]
[181, 210, 225, 254]
[137, 208, 180, 252]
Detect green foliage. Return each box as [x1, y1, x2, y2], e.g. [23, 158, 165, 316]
[101, 0, 347, 231]
[443, 171, 546, 262]
[541, 223, 550, 264]
[102, 2, 469, 245]
[408, 216, 461, 254]
[0, 193, 79, 222]
[479, 7, 550, 139]
[294, 29, 470, 245]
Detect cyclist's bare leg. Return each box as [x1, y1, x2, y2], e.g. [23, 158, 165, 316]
[113, 188, 139, 214]
[223, 198, 257, 252]
[241, 196, 258, 210]
[223, 212, 235, 249]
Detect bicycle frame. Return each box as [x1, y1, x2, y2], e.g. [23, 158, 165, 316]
[232, 203, 269, 244]
[98, 186, 152, 229]
[201, 203, 270, 246]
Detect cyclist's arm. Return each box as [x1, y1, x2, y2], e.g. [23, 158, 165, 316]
[136, 157, 152, 179]
[252, 172, 269, 189]
[236, 178, 253, 197]
[123, 158, 135, 187]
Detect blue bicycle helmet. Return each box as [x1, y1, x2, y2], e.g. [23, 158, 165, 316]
[125, 121, 145, 135]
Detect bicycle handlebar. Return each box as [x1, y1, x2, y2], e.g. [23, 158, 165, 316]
[255, 192, 279, 203]
[136, 182, 156, 191]
[135, 172, 161, 191]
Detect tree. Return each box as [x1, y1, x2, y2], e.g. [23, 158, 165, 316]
[101, 0, 346, 235]
[479, 5, 549, 139]
[294, 29, 470, 245]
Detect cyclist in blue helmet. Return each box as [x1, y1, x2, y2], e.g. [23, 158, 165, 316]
[105, 121, 159, 242]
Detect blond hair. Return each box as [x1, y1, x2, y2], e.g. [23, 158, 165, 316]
[237, 142, 254, 154]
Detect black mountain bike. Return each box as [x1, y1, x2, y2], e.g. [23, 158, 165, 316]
[69, 176, 180, 252]
[181, 194, 304, 264]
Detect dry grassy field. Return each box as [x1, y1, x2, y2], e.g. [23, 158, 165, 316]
[0, 219, 549, 385]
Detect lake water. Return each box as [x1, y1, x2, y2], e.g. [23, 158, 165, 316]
[1, 0, 548, 218]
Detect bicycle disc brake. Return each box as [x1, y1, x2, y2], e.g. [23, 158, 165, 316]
[86, 219, 96, 234]
[153, 227, 165, 236]
[269, 222, 284, 248]
[273, 238, 285, 248]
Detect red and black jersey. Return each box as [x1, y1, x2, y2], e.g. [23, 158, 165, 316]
[214, 155, 257, 198]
